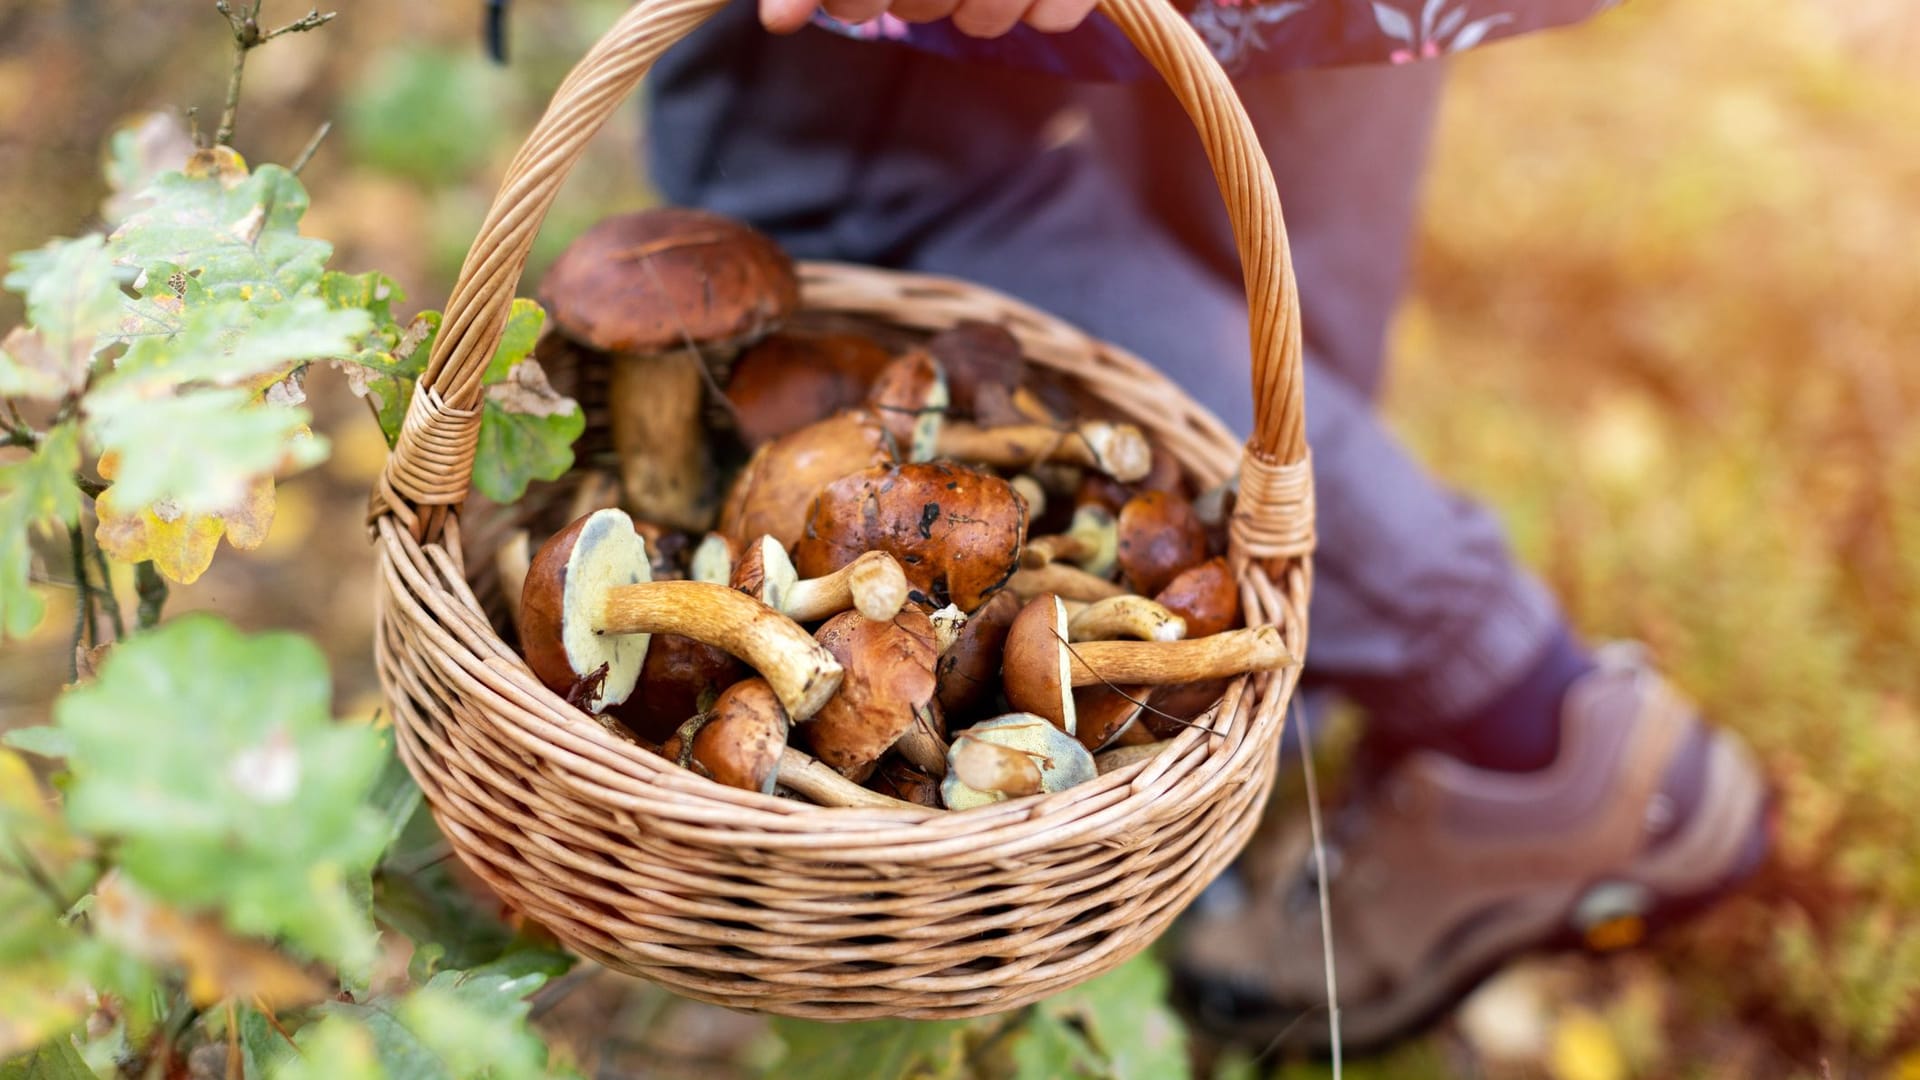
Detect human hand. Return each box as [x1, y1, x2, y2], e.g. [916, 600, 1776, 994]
[760, 0, 1100, 40]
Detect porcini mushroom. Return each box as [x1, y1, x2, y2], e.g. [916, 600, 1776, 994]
[718, 410, 893, 548]
[731, 535, 910, 623]
[794, 461, 1027, 613]
[1116, 490, 1210, 597]
[1067, 595, 1186, 643]
[724, 330, 895, 448]
[1022, 503, 1119, 577]
[614, 633, 746, 744]
[801, 608, 947, 781]
[1001, 594, 1292, 735]
[865, 350, 949, 462]
[939, 714, 1097, 810]
[932, 418, 1152, 483]
[668, 679, 914, 808]
[1153, 556, 1240, 639]
[540, 210, 798, 531]
[1007, 562, 1127, 603]
[935, 589, 1020, 720]
[521, 508, 842, 718]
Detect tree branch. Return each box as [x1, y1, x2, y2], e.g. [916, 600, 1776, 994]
[135, 562, 169, 630]
[214, 3, 337, 149]
[90, 540, 124, 642]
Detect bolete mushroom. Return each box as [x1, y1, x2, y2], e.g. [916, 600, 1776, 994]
[1007, 562, 1127, 603]
[801, 608, 946, 781]
[540, 209, 799, 532]
[1066, 595, 1186, 643]
[718, 410, 893, 549]
[793, 461, 1027, 613]
[1001, 594, 1292, 736]
[1116, 490, 1210, 597]
[521, 508, 842, 718]
[666, 679, 913, 808]
[939, 714, 1097, 810]
[731, 535, 910, 623]
[931, 418, 1152, 483]
[866, 350, 949, 462]
[869, 758, 943, 808]
[614, 633, 746, 744]
[1022, 503, 1119, 577]
[935, 589, 1020, 720]
[1153, 556, 1240, 639]
[724, 330, 895, 448]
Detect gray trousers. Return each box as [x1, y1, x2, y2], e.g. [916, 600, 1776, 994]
[644, 4, 1562, 739]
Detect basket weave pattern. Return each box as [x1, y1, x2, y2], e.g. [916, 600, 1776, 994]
[371, 0, 1314, 1019]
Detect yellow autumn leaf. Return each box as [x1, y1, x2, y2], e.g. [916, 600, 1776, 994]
[94, 452, 276, 585]
[92, 873, 328, 1011]
[1549, 1008, 1627, 1080]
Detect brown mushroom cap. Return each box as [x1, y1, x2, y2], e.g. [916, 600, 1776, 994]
[866, 350, 949, 461]
[793, 461, 1028, 613]
[538, 208, 799, 355]
[926, 320, 1023, 417]
[1116, 490, 1210, 597]
[1140, 679, 1231, 740]
[719, 411, 893, 549]
[613, 634, 747, 744]
[1002, 595, 1077, 734]
[1153, 556, 1241, 639]
[725, 331, 895, 448]
[689, 680, 790, 794]
[936, 589, 1020, 720]
[801, 609, 942, 782]
[1071, 688, 1146, 752]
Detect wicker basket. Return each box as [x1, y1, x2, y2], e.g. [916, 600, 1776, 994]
[369, 0, 1316, 1020]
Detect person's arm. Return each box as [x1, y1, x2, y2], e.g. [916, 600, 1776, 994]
[760, 0, 1098, 40]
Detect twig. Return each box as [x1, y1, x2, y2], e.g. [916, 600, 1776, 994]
[1293, 697, 1340, 1075]
[288, 120, 332, 176]
[135, 562, 168, 629]
[3, 836, 76, 914]
[91, 542, 124, 641]
[68, 526, 94, 669]
[225, 1001, 241, 1080]
[213, 2, 337, 149]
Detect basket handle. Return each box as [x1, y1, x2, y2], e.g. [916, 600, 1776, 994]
[371, 0, 1313, 562]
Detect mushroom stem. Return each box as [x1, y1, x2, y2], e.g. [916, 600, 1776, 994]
[1009, 563, 1127, 603]
[1095, 741, 1170, 775]
[598, 581, 843, 720]
[1022, 504, 1118, 574]
[609, 351, 716, 533]
[785, 550, 911, 623]
[1068, 596, 1186, 643]
[1063, 626, 1292, 687]
[934, 420, 1151, 482]
[1009, 474, 1047, 520]
[951, 735, 1043, 797]
[776, 747, 919, 809]
[496, 529, 531, 635]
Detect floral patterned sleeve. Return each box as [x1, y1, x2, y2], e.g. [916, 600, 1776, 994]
[814, 0, 1626, 80]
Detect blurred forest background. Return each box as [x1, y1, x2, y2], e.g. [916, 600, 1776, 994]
[3, 0, 1919, 1076]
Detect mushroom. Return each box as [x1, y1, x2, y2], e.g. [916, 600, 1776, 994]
[865, 350, 949, 462]
[1116, 490, 1210, 597]
[521, 507, 842, 718]
[631, 519, 687, 581]
[688, 532, 738, 584]
[1094, 741, 1171, 776]
[1153, 556, 1241, 639]
[496, 528, 532, 636]
[936, 589, 1020, 720]
[929, 604, 968, 654]
[1001, 594, 1292, 736]
[939, 714, 1097, 810]
[1009, 475, 1048, 521]
[665, 680, 914, 808]
[925, 320, 1061, 426]
[1007, 562, 1127, 603]
[539, 209, 798, 531]
[869, 758, 943, 808]
[793, 461, 1027, 613]
[718, 410, 893, 548]
[801, 608, 947, 781]
[613, 633, 746, 744]
[724, 330, 895, 448]
[1066, 595, 1185, 643]
[731, 536, 910, 623]
[1022, 503, 1118, 577]
[931, 418, 1152, 483]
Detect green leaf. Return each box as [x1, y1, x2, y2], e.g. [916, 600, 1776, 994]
[1, 237, 124, 400]
[767, 1017, 970, 1080]
[105, 297, 371, 393]
[325, 285, 433, 446]
[2, 728, 72, 761]
[275, 1013, 387, 1080]
[318, 963, 560, 1080]
[53, 616, 390, 973]
[240, 1005, 301, 1079]
[1023, 956, 1189, 1080]
[1009, 1011, 1103, 1080]
[85, 387, 325, 516]
[0, 1038, 92, 1080]
[101, 112, 195, 225]
[472, 393, 583, 505]
[320, 270, 406, 329]
[108, 165, 331, 310]
[0, 423, 83, 640]
[480, 302, 546, 385]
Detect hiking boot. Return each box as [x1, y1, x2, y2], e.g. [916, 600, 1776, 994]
[1171, 644, 1772, 1053]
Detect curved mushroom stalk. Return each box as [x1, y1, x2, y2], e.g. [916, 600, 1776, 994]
[1008, 562, 1126, 603]
[1002, 595, 1293, 733]
[522, 508, 843, 720]
[668, 681, 916, 808]
[939, 714, 1097, 810]
[803, 609, 948, 781]
[732, 535, 910, 623]
[932, 419, 1151, 483]
[1022, 504, 1118, 577]
[1067, 596, 1186, 643]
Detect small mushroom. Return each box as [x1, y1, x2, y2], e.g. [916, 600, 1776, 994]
[1001, 594, 1292, 735]
[1116, 490, 1210, 597]
[1067, 595, 1185, 643]
[802, 608, 947, 781]
[724, 330, 895, 448]
[1009, 475, 1048, 521]
[869, 758, 943, 808]
[939, 714, 1097, 810]
[688, 532, 739, 585]
[926, 320, 1023, 419]
[932, 419, 1151, 483]
[718, 410, 893, 548]
[541, 210, 799, 532]
[936, 589, 1020, 721]
[732, 536, 910, 623]
[1022, 503, 1119, 577]
[1007, 562, 1127, 603]
[614, 633, 746, 744]
[929, 604, 968, 653]
[866, 350, 949, 462]
[794, 461, 1027, 613]
[521, 508, 842, 718]
[1153, 556, 1241, 639]
[667, 680, 915, 808]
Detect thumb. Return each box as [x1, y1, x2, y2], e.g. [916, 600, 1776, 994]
[760, 0, 819, 33]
